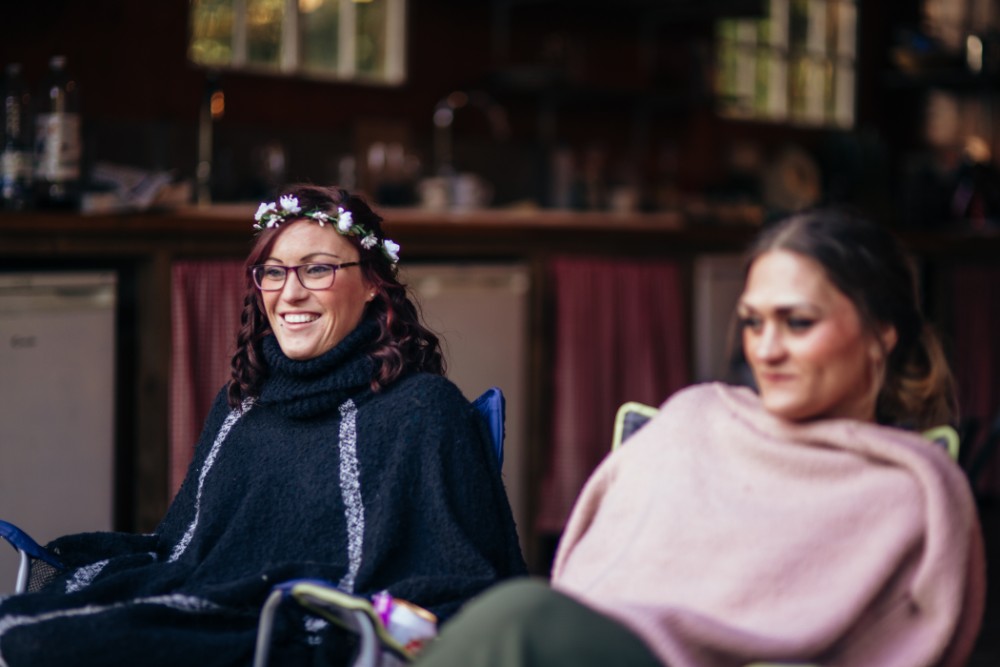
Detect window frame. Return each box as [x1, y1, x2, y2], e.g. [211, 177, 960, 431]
[715, 0, 857, 129]
[189, 0, 407, 86]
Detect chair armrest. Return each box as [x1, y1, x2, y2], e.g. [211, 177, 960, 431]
[253, 579, 408, 667]
[0, 519, 65, 594]
[0, 520, 64, 567]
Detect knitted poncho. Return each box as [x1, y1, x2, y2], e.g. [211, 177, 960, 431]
[0, 320, 526, 666]
[553, 383, 984, 667]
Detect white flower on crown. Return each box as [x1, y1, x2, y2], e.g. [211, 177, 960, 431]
[337, 208, 354, 233]
[279, 194, 301, 214]
[254, 202, 276, 222]
[383, 239, 401, 263]
[306, 210, 331, 226]
[361, 234, 378, 249]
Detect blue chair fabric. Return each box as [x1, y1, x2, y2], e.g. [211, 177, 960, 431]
[472, 386, 505, 468]
[0, 519, 64, 594]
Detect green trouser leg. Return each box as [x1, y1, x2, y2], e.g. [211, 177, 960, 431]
[414, 578, 664, 667]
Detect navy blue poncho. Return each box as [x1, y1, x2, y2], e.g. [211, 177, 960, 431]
[0, 319, 526, 666]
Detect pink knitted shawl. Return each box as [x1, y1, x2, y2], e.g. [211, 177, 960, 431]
[552, 383, 985, 667]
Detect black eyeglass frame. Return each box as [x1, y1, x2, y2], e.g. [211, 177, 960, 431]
[250, 262, 363, 291]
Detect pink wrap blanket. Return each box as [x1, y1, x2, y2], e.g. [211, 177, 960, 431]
[552, 383, 985, 667]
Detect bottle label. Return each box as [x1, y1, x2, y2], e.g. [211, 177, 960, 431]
[35, 112, 81, 181]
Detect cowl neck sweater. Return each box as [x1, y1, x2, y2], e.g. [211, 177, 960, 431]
[257, 319, 378, 419]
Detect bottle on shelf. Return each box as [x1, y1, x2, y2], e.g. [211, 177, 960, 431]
[1, 62, 33, 210]
[34, 55, 81, 210]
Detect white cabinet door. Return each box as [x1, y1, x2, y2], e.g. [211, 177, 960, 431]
[0, 271, 116, 592]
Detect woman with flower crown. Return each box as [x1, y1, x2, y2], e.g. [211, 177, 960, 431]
[0, 184, 527, 665]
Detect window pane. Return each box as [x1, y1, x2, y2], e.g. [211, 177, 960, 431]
[761, 49, 788, 120]
[806, 0, 827, 55]
[766, 0, 788, 49]
[715, 0, 852, 128]
[356, 0, 388, 76]
[189, 0, 235, 66]
[300, 0, 339, 73]
[789, 54, 825, 125]
[187, 0, 406, 84]
[247, 0, 284, 68]
[715, 23, 739, 113]
[833, 0, 857, 57]
[833, 61, 855, 127]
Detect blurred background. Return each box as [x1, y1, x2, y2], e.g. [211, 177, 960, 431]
[2, 7, 1000, 658]
[5, 0, 998, 223]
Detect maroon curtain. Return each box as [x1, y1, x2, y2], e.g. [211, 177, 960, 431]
[951, 264, 1000, 495]
[169, 259, 246, 497]
[536, 256, 691, 534]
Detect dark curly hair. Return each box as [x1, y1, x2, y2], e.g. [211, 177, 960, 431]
[226, 184, 445, 407]
[733, 208, 956, 431]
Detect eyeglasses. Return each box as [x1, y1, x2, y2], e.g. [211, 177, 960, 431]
[250, 262, 361, 291]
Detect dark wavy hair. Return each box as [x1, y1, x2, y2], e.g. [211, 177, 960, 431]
[226, 184, 445, 407]
[734, 208, 957, 431]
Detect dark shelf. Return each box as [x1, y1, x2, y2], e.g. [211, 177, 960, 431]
[484, 68, 703, 112]
[884, 68, 1000, 93]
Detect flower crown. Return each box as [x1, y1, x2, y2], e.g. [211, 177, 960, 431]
[253, 194, 400, 264]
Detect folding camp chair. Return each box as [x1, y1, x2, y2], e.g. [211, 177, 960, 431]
[612, 399, 962, 461]
[0, 519, 65, 594]
[472, 386, 505, 469]
[611, 401, 660, 451]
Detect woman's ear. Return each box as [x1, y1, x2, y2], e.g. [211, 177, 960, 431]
[881, 325, 898, 353]
[871, 324, 898, 361]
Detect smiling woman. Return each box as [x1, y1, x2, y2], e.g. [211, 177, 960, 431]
[0, 185, 526, 666]
[232, 185, 423, 397]
[256, 221, 373, 360]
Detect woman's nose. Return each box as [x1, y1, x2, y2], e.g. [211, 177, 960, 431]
[753, 325, 785, 362]
[281, 270, 309, 298]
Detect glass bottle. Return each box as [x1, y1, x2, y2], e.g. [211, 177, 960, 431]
[34, 55, 81, 209]
[1, 63, 32, 210]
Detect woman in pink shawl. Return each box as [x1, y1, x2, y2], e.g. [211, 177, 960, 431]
[414, 209, 985, 667]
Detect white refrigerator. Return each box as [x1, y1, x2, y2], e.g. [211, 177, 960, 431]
[0, 271, 117, 592]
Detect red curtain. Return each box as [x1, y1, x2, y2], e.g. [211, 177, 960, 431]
[951, 264, 1000, 495]
[536, 256, 691, 533]
[169, 260, 246, 498]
